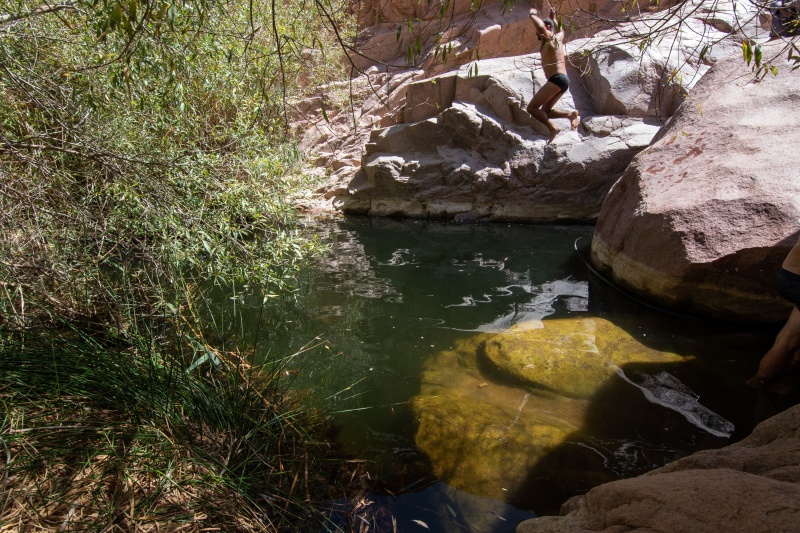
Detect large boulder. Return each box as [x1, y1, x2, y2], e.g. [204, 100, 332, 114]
[516, 404, 800, 533]
[333, 57, 661, 222]
[565, 0, 766, 119]
[590, 42, 800, 324]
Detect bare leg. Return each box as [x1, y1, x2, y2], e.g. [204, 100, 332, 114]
[542, 90, 579, 132]
[746, 306, 800, 392]
[528, 107, 559, 142]
[527, 82, 563, 142]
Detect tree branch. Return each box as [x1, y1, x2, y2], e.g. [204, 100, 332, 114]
[0, 0, 79, 24]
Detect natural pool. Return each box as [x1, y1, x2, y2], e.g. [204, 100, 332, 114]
[216, 216, 784, 532]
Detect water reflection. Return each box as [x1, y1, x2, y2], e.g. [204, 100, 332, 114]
[611, 365, 735, 438]
[225, 216, 776, 526]
[446, 278, 589, 333]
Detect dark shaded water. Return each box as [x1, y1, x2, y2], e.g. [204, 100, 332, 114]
[215, 216, 790, 532]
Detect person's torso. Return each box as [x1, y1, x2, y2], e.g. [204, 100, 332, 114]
[539, 36, 567, 77]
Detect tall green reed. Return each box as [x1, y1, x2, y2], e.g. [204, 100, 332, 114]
[0, 298, 334, 531]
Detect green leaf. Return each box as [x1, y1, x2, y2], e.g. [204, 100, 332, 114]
[742, 41, 752, 66]
[754, 43, 762, 67]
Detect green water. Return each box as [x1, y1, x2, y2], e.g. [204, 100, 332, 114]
[218, 216, 787, 530]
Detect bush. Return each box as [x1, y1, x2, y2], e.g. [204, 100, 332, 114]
[0, 0, 355, 529]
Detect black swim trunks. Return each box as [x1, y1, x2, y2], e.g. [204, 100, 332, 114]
[777, 267, 800, 308]
[547, 73, 569, 93]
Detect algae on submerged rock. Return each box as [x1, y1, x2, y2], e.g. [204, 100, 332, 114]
[480, 317, 688, 398]
[411, 317, 693, 502]
[413, 332, 584, 502]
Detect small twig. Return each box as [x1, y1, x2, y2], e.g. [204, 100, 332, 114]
[58, 501, 77, 532]
[0, 1, 79, 24]
[9, 425, 101, 434]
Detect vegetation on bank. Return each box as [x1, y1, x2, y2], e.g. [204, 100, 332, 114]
[0, 326, 337, 530]
[0, 0, 355, 529]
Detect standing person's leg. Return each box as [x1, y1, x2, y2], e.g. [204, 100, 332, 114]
[527, 82, 563, 142]
[746, 306, 800, 391]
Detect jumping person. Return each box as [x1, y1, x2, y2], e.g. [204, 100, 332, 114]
[746, 233, 800, 394]
[527, 5, 579, 142]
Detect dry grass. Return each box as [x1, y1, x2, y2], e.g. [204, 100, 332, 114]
[1, 397, 295, 532]
[0, 332, 336, 533]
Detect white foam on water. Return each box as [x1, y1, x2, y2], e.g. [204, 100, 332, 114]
[610, 363, 734, 438]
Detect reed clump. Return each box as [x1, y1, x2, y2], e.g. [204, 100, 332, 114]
[0, 324, 338, 531]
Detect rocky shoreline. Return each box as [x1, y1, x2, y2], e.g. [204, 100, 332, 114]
[517, 402, 800, 532]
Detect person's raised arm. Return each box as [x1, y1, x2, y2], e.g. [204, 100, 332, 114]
[529, 8, 552, 39]
[549, 6, 566, 41]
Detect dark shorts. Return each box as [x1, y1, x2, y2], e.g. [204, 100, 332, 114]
[777, 267, 800, 308]
[547, 73, 569, 93]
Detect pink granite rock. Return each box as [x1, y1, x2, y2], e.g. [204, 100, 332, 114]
[517, 404, 800, 533]
[590, 41, 800, 324]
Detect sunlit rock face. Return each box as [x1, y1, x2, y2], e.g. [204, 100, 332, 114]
[411, 317, 697, 504]
[334, 58, 660, 222]
[480, 317, 684, 398]
[590, 41, 800, 324]
[297, 0, 773, 217]
[347, 0, 727, 74]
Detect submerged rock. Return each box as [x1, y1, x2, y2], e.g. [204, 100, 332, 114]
[411, 317, 704, 506]
[480, 318, 686, 398]
[413, 335, 589, 503]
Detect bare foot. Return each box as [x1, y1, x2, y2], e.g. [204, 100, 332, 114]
[547, 127, 560, 143]
[746, 373, 795, 394]
[569, 110, 580, 130]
